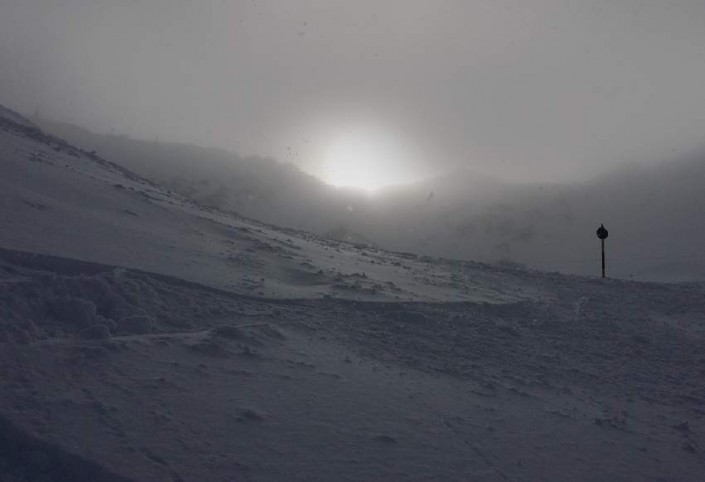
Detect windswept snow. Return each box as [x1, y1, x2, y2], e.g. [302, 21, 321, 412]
[1, 106, 705, 481]
[1, 249, 704, 481]
[0, 109, 537, 304]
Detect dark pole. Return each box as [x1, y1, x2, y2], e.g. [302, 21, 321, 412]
[596, 223, 609, 279]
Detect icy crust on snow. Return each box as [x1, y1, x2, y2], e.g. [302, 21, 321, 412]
[0, 250, 704, 481]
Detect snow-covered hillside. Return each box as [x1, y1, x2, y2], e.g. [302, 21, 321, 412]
[43, 120, 359, 237]
[45, 120, 705, 282]
[2, 106, 705, 481]
[3, 113, 539, 304]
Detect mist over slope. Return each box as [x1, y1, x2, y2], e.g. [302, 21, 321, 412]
[45, 120, 705, 282]
[44, 121, 362, 235]
[372, 156, 705, 282]
[3, 104, 705, 481]
[2, 108, 530, 304]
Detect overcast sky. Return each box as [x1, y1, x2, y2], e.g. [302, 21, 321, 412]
[2, 0, 705, 186]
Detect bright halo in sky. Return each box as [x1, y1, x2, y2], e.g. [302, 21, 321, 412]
[321, 130, 417, 191]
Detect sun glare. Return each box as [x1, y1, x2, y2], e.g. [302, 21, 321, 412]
[322, 130, 414, 191]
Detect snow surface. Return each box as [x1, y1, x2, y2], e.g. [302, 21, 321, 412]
[1, 106, 705, 481]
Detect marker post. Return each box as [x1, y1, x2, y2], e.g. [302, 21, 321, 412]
[596, 223, 609, 278]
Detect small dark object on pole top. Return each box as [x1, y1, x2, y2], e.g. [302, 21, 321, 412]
[596, 223, 608, 240]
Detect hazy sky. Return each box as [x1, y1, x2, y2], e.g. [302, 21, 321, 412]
[2, 0, 705, 187]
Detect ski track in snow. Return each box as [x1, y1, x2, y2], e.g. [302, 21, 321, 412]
[1, 108, 704, 481]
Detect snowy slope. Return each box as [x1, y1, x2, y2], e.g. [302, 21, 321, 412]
[0, 110, 536, 304]
[44, 120, 705, 282]
[43, 119, 361, 236]
[1, 106, 705, 481]
[0, 106, 37, 129]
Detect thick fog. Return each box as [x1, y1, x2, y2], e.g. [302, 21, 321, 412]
[2, 0, 705, 185]
[4, 5, 705, 478]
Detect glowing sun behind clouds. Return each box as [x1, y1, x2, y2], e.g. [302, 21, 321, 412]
[321, 128, 420, 191]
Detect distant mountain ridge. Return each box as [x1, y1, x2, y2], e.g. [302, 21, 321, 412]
[44, 120, 361, 232]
